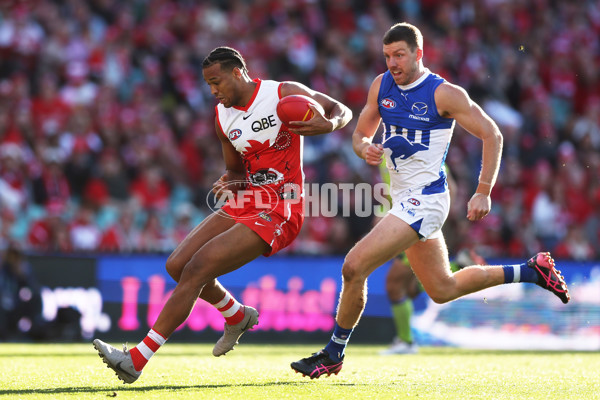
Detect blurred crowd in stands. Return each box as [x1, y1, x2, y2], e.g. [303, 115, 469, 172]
[0, 0, 599, 260]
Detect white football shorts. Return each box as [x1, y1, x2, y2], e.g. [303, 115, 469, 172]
[388, 187, 450, 241]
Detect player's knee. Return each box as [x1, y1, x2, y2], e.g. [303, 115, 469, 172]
[426, 284, 455, 304]
[407, 283, 421, 299]
[341, 257, 367, 284]
[165, 253, 185, 282]
[429, 292, 451, 304]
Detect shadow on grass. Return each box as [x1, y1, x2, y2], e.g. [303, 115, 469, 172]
[0, 381, 312, 396]
[0, 353, 93, 358]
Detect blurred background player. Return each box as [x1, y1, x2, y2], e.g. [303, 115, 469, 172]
[0, 241, 43, 340]
[92, 47, 352, 384]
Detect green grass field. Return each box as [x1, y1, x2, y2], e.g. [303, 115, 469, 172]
[0, 343, 598, 399]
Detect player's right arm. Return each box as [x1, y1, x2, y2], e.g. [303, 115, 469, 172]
[352, 74, 384, 166]
[213, 118, 246, 194]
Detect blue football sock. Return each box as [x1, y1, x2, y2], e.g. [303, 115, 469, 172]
[502, 263, 539, 284]
[324, 323, 353, 362]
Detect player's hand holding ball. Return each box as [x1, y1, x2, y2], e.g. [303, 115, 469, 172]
[276, 95, 331, 136]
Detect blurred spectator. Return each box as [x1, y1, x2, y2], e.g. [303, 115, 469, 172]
[298, 215, 352, 255]
[130, 164, 171, 211]
[60, 61, 98, 107]
[31, 153, 70, 209]
[171, 202, 195, 245]
[138, 211, 172, 253]
[570, 97, 600, 151]
[68, 204, 101, 251]
[585, 188, 600, 252]
[531, 182, 569, 251]
[82, 148, 130, 208]
[62, 109, 103, 198]
[554, 225, 595, 261]
[99, 204, 142, 253]
[0, 208, 16, 250]
[27, 203, 72, 252]
[30, 73, 71, 139]
[0, 143, 27, 212]
[0, 5, 44, 71]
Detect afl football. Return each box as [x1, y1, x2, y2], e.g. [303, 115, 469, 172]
[276, 95, 324, 128]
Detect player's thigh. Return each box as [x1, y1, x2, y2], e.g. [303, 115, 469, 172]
[166, 210, 236, 281]
[405, 237, 453, 296]
[184, 222, 270, 282]
[345, 214, 419, 280]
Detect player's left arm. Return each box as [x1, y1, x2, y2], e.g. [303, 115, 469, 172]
[279, 81, 353, 136]
[435, 82, 503, 221]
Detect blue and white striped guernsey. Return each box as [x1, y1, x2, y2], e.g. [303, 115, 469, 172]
[377, 68, 455, 194]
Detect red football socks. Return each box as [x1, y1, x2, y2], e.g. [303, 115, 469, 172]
[212, 291, 245, 325]
[129, 329, 167, 371]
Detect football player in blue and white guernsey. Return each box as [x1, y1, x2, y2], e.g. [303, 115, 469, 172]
[292, 22, 570, 379]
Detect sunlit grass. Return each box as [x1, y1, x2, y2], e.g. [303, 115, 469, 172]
[0, 343, 598, 399]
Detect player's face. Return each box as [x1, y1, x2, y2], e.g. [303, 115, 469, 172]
[383, 41, 421, 86]
[202, 63, 242, 108]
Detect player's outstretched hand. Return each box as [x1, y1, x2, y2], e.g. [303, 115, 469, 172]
[363, 143, 384, 166]
[467, 193, 491, 221]
[287, 104, 334, 136]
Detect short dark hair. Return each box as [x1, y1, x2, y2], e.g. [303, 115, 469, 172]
[383, 23, 423, 51]
[202, 46, 248, 73]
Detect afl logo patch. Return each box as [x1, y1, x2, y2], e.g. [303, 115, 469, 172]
[411, 102, 428, 116]
[381, 98, 396, 109]
[229, 129, 242, 140]
[258, 211, 272, 222]
[407, 198, 421, 206]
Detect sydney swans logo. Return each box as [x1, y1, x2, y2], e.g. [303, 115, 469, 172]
[206, 179, 280, 220]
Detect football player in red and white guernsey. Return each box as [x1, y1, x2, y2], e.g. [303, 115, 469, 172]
[93, 46, 352, 383]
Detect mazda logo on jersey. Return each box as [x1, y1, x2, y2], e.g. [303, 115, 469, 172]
[411, 102, 428, 116]
[229, 129, 242, 140]
[381, 98, 396, 109]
